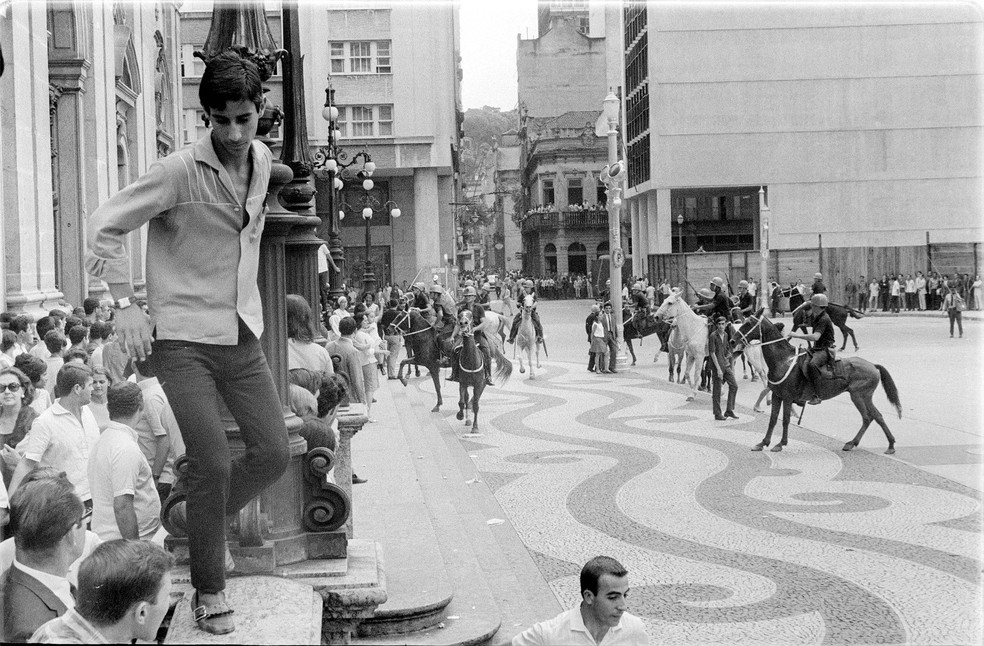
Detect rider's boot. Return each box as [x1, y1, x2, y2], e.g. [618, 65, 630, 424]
[483, 348, 494, 386]
[448, 350, 460, 382]
[806, 364, 823, 405]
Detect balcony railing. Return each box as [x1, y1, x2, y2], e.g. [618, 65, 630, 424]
[520, 210, 608, 233]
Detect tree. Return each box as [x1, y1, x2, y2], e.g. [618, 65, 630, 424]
[461, 106, 517, 180]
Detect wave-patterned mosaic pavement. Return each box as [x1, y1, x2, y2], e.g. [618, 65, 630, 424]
[433, 361, 983, 645]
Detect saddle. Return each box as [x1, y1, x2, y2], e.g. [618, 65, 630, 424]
[795, 348, 848, 402]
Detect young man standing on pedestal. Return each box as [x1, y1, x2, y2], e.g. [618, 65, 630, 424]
[84, 51, 289, 635]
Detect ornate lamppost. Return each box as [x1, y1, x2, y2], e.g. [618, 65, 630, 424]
[338, 193, 401, 295]
[599, 90, 629, 370]
[759, 186, 772, 316]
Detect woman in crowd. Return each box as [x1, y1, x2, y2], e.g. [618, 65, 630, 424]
[13, 354, 50, 414]
[973, 274, 982, 310]
[286, 294, 334, 380]
[354, 313, 379, 423]
[0, 366, 36, 487]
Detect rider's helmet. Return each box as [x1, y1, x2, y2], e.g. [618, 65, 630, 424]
[710, 276, 725, 290]
[464, 279, 475, 287]
[814, 272, 823, 280]
[430, 285, 444, 296]
[482, 282, 491, 290]
[810, 293, 829, 308]
[462, 286, 477, 297]
[524, 279, 534, 289]
[698, 288, 714, 300]
[738, 280, 749, 289]
[413, 282, 426, 291]
[632, 282, 644, 291]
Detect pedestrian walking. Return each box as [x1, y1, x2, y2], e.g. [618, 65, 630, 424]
[943, 288, 965, 338]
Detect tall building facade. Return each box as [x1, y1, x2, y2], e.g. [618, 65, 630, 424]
[0, 0, 183, 315]
[179, 3, 462, 293]
[616, 2, 983, 296]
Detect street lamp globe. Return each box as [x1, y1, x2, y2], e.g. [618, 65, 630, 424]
[362, 178, 374, 191]
[363, 161, 376, 175]
[333, 177, 343, 191]
[338, 209, 345, 221]
[602, 90, 619, 122]
[362, 207, 372, 220]
[321, 105, 338, 122]
[677, 214, 684, 226]
[391, 207, 401, 218]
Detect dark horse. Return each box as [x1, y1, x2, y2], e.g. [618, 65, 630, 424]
[732, 308, 901, 454]
[392, 309, 445, 412]
[792, 302, 864, 351]
[626, 308, 683, 382]
[455, 310, 512, 431]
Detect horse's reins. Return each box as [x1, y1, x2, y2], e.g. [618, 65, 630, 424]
[735, 315, 802, 385]
[392, 309, 432, 338]
[457, 322, 485, 373]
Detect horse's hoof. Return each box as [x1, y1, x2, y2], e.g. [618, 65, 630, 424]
[399, 377, 408, 387]
[456, 411, 464, 420]
[770, 445, 784, 452]
[752, 444, 766, 452]
[631, 361, 636, 366]
[885, 447, 895, 455]
[685, 396, 694, 402]
[519, 366, 525, 374]
[536, 363, 541, 369]
[529, 375, 535, 380]
[842, 443, 855, 451]
[753, 407, 764, 413]
[431, 405, 440, 413]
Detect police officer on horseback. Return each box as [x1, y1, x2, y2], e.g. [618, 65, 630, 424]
[448, 286, 494, 386]
[811, 272, 827, 295]
[693, 277, 733, 327]
[786, 293, 835, 405]
[507, 279, 543, 345]
[630, 281, 650, 314]
[736, 280, 755, 320]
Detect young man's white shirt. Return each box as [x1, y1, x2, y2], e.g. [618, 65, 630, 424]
[18, 401, 100, 502]
[511, 607, 649, 646]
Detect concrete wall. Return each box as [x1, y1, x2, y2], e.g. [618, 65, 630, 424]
[622, 3, 983, 254]
[518, 19, 608, 117]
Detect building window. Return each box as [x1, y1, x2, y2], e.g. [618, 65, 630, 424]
[180, 44, 205, 78]
[567, 177, 583, 206]
[328, 41, 393, 75]
[597, 185, 606, 206]
[183, 109, 209, 145]
[627, 134, 650, 187]
[378, 105, 393, 135]
[542, 179, 555, 205]
[336, 105, 395, 138]
[376, 41, 391, 73]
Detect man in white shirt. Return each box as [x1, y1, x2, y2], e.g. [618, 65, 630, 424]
[328, 296, 351, 341]
[88, 382, 162, 543]
[131, 359, 184, 502]
[9, 365, 100, 506]
[512, 555, 648, 646]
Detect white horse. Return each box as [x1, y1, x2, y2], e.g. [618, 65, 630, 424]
[653, 288, 708, 401]
[514, 294, 541, 379]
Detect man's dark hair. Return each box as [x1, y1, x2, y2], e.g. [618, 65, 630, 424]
[298, 418, 336, 452]
[82, 297, 101, 316]
[96, 321, 115, 341]
[288, 367, 321, 397]
[8, 469, 84, 554]
[338, 316, 357, 336]
[0, 311, 13, 328]
[132, 358, 155, 378]
[64, 315, 84, 336]
[48, 309, 67, 325]
[76, 539, 175, 625]
[286, 294, 315, 343]
[1, 329, 17, 353]
[44, 329, 67, 355]
[107, 381, 143, 420]
[89, 321, 106, 342]
[64, 348, 89, 365]
[14, 354, 46, 384]
[317, 373, 347, 418]
[35, 316, 55, 341]
[199, 49, 264, 113]
[10, 314, 32, 335]
[55, 363, 92, 397]
[68, 324, 89, 346]
[580, 556, 628, 596]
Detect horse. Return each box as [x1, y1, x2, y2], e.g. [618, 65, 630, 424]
[792, 302, 863, 351]
[392, 309, 445, 412]
[455, 310, 511, 431]
[514, 295, 544, 378]
[653, 289, 709, 401]
[625, 307, 683, 382]
[481, 307, 508, 349]
[732, 308, 902, 454]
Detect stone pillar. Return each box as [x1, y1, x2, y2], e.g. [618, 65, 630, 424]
[413, 168, 440, 272]
[656, 190, 672, 254]
[335, 404, 368, 539]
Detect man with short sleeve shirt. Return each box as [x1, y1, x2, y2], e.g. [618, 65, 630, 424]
[88, 383, 161, 542]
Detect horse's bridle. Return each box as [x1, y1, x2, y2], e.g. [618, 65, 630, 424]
[392, 309, 431, 338]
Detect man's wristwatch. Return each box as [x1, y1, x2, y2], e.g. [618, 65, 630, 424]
[113, 296, 134, 310]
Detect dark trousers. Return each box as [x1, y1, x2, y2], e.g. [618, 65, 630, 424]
[712, 368, 737, 416]
[151, 321, 289, 594]
[606, 335, 617, 372]
[858, 293, 866, 312]
[948, 309, 963, 336]
[508, 310, 543, 341]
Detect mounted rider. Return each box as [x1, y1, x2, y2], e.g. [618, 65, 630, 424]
[507, 279, 544, 344]
[693, 277, 733, 333]
[786, 293, 836, 405]
[410, 281, 431, 312]
[428, 284, 456, 339]
[629, 281, 651, 316]
[811, 272, 827, 295]
[735, 279, 755, 320]
[448, 286, 494, 386]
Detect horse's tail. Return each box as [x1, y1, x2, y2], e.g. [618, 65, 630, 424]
[876, 364, 902, 419]
[490, 341, 513, 384]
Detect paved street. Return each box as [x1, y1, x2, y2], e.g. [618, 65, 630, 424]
[403, 299, 982, 644]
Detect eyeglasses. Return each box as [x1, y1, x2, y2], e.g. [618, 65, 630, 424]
[0, 382, 22, 392]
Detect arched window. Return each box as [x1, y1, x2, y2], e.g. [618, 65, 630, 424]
[568, 242, 587, 275]
[597, 241, 609, 258]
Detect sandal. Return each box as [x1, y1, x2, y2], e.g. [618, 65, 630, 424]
[192, 590, 235, 635]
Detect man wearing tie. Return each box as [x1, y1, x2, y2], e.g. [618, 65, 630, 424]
[600, 302, 618, 374]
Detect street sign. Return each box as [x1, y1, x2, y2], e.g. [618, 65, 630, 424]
[612, 247, 625, 268]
